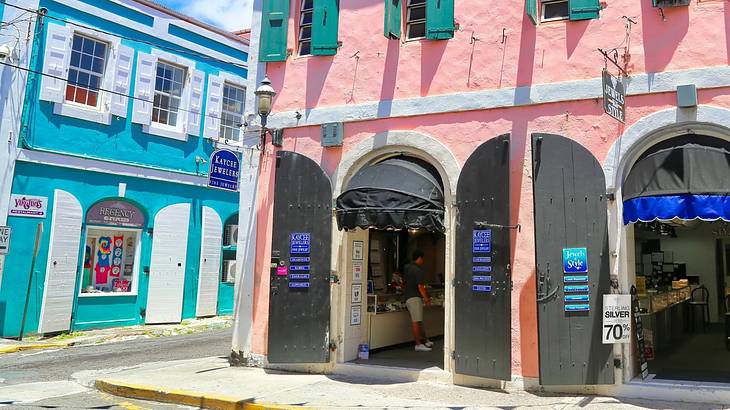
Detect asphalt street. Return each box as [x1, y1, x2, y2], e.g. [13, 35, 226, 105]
[0, 327, 232, 409]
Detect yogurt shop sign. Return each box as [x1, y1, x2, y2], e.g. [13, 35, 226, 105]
[87, 200, 145, 228]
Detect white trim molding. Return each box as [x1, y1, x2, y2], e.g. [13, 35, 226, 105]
[603, 105, 730, 192]
[267, 66, 730, 129]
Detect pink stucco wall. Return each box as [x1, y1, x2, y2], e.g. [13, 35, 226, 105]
[249, 0, 730, 378]
[267, 1, 730, 112]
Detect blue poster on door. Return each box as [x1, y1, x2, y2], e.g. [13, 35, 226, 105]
[562, 247, 588, 273]
[208, 149, 240, 192]
[472, 229, 492, 253]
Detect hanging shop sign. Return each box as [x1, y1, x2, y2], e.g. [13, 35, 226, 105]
[602, 69, 625, 123]
[9, 194, 47, 218]
[208, 149, 240, 192]
[602, 294, 632, 344]
[0, 226, 10, 254]
[86, 200, 145, 228]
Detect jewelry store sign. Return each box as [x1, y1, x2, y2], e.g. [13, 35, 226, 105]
[602, 69, 625, 123]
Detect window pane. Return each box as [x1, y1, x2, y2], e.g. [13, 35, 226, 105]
[300, 41, 311, 56]
[409, 0, 426, 4]
[80, 54, 93, 70]
[408, 22, 426, 39]
[82, 37, 94, 54]
[65, 85, 76, 102]
[78, 71, 90, 87]
[92, 57, 104, 74]
[302, 0, 313, 9]
[409, 6, 426, 21]
[73, 35, 83, 51]
[89, 75, 100, 91]
[70, 51, 81, 68]
[94, 41, 106, 58]
[301, 11, 313, 25]
[543, 1, 569, 20]
[301, 26, 312, 40]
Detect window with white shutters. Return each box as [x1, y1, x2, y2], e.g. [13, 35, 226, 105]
[66, 34, 107, 108]
[219, 83, 245, 142]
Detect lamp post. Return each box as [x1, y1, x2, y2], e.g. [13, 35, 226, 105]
[254, 76, 276, 148]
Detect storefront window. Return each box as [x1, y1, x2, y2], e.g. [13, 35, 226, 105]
[81, 200, 145, 295]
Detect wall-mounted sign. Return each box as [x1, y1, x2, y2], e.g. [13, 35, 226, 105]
[352, 240, 364, 260]
[208, 149, 240, 192]
[290, 232, 311, 254]
[350, 305, 362, 326]
[472, 229, 492, 253]
[603, 294, 631, 344]
[9, 194, 47, 218]
[562, 247, 588, 273]
[352, 283, 362, 304]
[602, 69, 625, 123]
[86, 200, 145, 228]
[0, 226, 10, 255]
[352, 261, 363, 282]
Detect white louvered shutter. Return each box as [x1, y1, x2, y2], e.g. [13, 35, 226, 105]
[146, 203, 190, 324]
[39, 24, 72, 103]
[196, 207, 222, 317]
[186, 70, 205, 136]
[203, 75, 224, 139]
[131, 52, 157, 125]
[109, 45, 135, 117]
[37, 190, 83, 334]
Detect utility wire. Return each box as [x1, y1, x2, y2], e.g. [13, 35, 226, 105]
[0, 0, 249, 70]
[0, 58, 257, 152]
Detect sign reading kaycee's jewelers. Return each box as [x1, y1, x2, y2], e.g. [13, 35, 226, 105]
[86, 200, 145, 228]
[602, 69, 626, 123]
[9, 194, 48, 218]
[208, 149, 240, 192]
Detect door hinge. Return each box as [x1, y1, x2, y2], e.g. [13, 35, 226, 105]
[614, 358, 622, 369]
[329, 341, 338, 351]
[451, 278, 456, 287]
[451, 350, 456, 360]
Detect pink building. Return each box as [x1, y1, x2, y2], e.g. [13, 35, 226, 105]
[234, 0, 730, 403]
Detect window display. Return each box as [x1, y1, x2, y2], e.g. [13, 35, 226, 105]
[81, 228, 139, 294]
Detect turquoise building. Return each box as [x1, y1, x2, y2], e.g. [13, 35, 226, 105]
[0, 0, 249, 337]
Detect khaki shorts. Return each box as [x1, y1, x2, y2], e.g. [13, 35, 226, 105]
[406, 297, 424, 322]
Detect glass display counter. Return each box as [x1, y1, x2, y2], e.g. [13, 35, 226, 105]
[637, 285, 691, 355]
[365, 288, 445, 350]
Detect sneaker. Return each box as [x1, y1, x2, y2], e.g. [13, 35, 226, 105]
[424, 340, 434, 348]
[415, 344, 432, 352]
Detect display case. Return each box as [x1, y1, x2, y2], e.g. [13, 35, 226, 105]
[638, 285, 691, 356]
[637, 286, 690, 315]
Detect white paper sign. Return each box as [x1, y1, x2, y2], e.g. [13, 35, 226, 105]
[0, 226, 10, 255]
[352, 261, 363, 282]
[603, 294, 632, 344]
[352, 284, 362, 304]
[350, 305, 362, 326]
[353, 241, 363, 261]
[9, 194, 48, 218]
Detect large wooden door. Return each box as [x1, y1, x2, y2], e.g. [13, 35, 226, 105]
[267, 151, 332, 363]
[454, 134, 512, 380]
[532, 133, 613, 385]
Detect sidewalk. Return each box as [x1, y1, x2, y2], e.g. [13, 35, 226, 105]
[0, 316, 232, 354]
[83, 356, 723, 410]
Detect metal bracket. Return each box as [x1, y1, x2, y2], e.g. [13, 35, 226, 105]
[475, 221, 521, 232]
[450, 350, 456, 360]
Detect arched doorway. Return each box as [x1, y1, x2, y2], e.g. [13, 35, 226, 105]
[620, 135, 730, 383]
[335, 154, 448, 370]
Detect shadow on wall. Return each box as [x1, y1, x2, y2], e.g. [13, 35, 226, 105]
[420, 40, 448, 97]
[565, 20, 590, 59]
[515, 9, 537, 90]
[640, 1, 689, 73]
[379, 38, 401, 116]
[306, 56, 335, 110]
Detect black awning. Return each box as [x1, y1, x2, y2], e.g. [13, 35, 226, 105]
[622, 143, 730, 224]
[335, 157, 445, 232]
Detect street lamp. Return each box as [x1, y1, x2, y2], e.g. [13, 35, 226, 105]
[254, 76, 276, 147]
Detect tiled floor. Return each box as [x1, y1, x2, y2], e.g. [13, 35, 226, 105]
[353, 338, 444, 370]
[650, 325, 730, 382]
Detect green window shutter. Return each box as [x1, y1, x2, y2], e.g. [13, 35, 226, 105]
[312, 0, 340, 55]
[426, 0, 454, 40]
[526, 0, 538, 25]
[569, 0, 601, 21]
[384, 0, 401, 39]
[259, 0, 290, 62]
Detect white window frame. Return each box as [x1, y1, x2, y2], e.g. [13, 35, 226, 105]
[541, 0, 570, 22]
[78, 225, 143, 297]
[406, 0, 427, 40]
[298, 0, 314, 56]
[142, 49, 195, 141]
[53, 27, 119, 125]
[218, 72, 247, 146]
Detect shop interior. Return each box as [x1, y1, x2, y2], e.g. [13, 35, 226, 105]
[356, 228, 446, 369]
[633, 221, 730, 383]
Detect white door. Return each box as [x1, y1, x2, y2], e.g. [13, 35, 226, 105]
[38, 190, 83, 334]
[196, 206, 222, 317]
[145, 203, 190, 324]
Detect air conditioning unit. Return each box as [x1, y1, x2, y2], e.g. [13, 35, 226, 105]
[224, 260, 237, 283]
[225, 224, 239, 246]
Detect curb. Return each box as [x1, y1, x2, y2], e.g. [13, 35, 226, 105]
[95, 379, 309, 410]
[0, 342, 69, 354]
